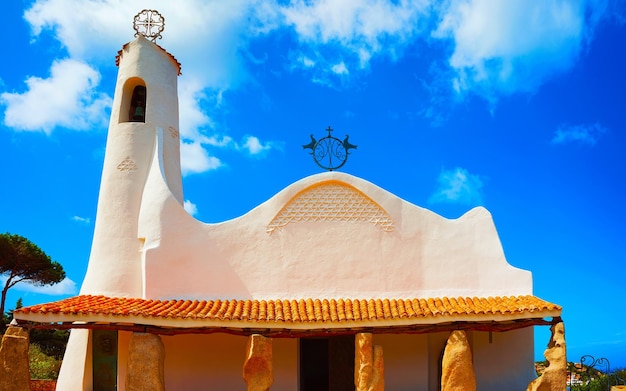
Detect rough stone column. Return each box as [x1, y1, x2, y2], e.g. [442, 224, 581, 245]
[441, 330, 476, 391]
[526, 321, 567, 391]
[242, 334, 273, 391]
[0, 325, 30, 391]
[126, 332, 165, 391]
[354, 333, 384, 391]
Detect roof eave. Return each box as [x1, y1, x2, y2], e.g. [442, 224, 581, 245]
[14, 309, 562, 336]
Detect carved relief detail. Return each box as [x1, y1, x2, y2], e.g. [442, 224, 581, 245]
[117, 156, 138, 172]
[267, 182, 394, 234]
[168, 126, 179, 139]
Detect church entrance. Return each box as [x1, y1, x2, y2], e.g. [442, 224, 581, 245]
[299, 335, 355, 391]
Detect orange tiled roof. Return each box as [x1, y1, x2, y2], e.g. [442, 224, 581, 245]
[15, 295, 560, 333]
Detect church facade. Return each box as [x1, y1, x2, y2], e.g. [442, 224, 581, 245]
[9, 27, 565, 391]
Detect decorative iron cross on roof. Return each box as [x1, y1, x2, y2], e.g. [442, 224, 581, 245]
[133, 9, 165, 42]
[303, 126, 357, 171]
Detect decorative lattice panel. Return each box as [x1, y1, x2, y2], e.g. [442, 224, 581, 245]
[267, 182, 394, 234]
[117, 156, 137, 172]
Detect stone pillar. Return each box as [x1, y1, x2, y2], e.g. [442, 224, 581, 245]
[526, 322, 566, 391]
[242, 334, 273, 391]
[0, 326, 30, 391]
[441, 330, 476, 391]
[354, 333, 384, 391]
[126, 332, 165, 391]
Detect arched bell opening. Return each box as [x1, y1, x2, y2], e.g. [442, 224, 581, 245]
[119, 78, 147, 123]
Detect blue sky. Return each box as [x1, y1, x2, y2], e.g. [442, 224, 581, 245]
[1, 0, 625, 367]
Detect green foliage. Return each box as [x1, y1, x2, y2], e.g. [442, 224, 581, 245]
[0, 297, 68, 379]
[570, 377, 620, 391]
[570, 379, 604, 391]
[29, 343, 62, 380]
[2, 297, 69, 360]
[569, 367, 626, 391]
[0, 233, 65, 286]
[0, 233, 65, 330]
[30, 329, 70, 360]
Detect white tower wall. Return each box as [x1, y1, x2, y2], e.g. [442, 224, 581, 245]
[80, 35, 181, 297]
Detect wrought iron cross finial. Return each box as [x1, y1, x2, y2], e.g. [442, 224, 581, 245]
[133, 9, 165, 42]
[303, 126, 357, 171]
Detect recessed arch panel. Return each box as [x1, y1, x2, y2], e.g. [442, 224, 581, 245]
[119, 77, 146, 123]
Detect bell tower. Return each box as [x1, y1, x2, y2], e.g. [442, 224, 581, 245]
[80, 11, 182, 297]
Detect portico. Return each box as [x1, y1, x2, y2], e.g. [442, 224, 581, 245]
[9, 294, 563, 390]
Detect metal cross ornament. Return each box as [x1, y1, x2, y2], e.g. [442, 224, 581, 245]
[303, 126, 357, 171]
[133, 9, 165, 42]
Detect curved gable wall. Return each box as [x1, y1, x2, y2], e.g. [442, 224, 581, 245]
[138, 161, 532, 300]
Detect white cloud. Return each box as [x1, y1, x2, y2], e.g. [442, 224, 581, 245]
[25, 0, 135, 61]
[552, 123, 607, 146]
[241, 136, 266, 155]
[331, 62, 349, 75]
[432, 0, 603, 101]
[184, 200, 198, 216]
[177, 78, 215, 141]
[429, 167, 485, 205]
[300, 55, 316, 68]
[204, 135, 234, 148]
[180, 141, 223, 176]
[278, 0, 609, 104]
[280, 0, 431, 87]
[239, 136, 274, 156]
[1, 59, 111, 133]
[180, 134, 281, 175]
[72, 215, 91, 224]
[281, 0, 430, 67]
[2, 277, 78, 296]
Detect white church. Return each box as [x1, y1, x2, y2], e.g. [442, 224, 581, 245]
[6, 11, 566, 391]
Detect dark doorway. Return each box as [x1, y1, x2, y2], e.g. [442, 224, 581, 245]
[300, 338, 329, 390]
[299, 335, 355, 391]
[92, 329, 118, 391]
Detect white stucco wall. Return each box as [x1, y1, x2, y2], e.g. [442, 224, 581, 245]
[473, 328, 536, 390]
[138, 163, 532, 300]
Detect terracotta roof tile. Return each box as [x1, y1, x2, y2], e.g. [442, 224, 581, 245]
[15, 294, 561, 331]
